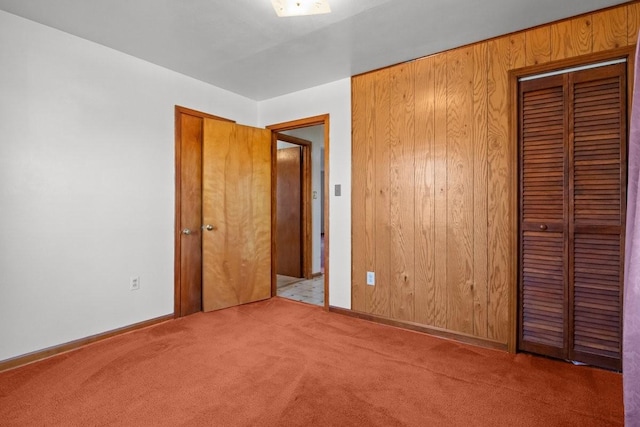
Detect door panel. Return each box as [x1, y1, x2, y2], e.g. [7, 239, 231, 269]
[202, 119, 272, 312]
[520, 230, 566, 357]
[569, 64, 625, 369]
[572, 232, 622, 362]
[519, 76, 568, 358]
[276, 146, 303, 278]
[179, 113, 203, 316]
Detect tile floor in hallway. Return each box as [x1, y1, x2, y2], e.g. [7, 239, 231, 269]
[277, 275, 324, 306]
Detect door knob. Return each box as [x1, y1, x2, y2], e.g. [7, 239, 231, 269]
[182, 228, 192, 235]
[539, 224, 548, 231]
[203, 224, 215, 231]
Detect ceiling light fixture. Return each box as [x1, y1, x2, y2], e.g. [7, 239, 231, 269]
[271, 0, 331, 17]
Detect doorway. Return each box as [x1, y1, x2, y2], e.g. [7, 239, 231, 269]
[275, 134, 312, 280]
[174, 106, 234, 317]
[517, 60, 627, 370]
[174, 106, 272, 316]
[174, 108, 330, 315]
[268, 116, 330, 309]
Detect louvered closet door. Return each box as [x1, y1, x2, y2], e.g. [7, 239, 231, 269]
[518, 62, 626, 370]
[569, 64, 626, 370]
[519, 75, 568, 359]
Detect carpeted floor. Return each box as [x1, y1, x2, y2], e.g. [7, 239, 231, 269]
[0, 297, 623, 426]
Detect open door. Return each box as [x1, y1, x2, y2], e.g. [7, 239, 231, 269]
[202, 119, 272, 312]
[276, 146, 303, 278]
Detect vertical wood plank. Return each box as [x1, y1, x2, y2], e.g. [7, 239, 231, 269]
[511, 33, 527, 70]
[445, 47, 475, 334]
[525, 26, 551, 66]
[487, 35, 512, 343]
[368, 68, 391, 317]
[414, 56, 436, 326]
[350, 75, 367, 312]
[509, 33, 526, 347]
[472, 43, 489, 338]
[365, 73, 377, 312]
[593, 7, 628, 52]
[433, 53, 448, 329]
[389, 62, 416, 322]
[403, 68, 417, 313]
[550, 16, 593, 61]
[628, 2, 640, 46]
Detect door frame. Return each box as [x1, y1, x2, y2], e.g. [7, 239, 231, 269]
[174, 105, 234, 318]
[275, 133, 313, 279]
[268, 114, 330, 310]
[508, 46, 635, 352]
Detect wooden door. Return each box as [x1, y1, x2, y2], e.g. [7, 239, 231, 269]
[177, 113, 204, 316]
[276, 146, 303, 278]
[519, 74, 568, 359]
[518, 62, 626, 370]
[569, 64, 626, 369]
[202, 119, 272, 312]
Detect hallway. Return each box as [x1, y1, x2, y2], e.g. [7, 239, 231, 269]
[276, 275, 324, 306]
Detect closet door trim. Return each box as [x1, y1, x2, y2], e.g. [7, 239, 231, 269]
[508, 46, 635, 355]
[519, 58, 627, 82]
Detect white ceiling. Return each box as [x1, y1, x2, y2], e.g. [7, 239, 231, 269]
[0, 0, 629, 100]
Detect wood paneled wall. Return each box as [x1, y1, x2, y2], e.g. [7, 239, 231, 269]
[351, 1, 640, 348]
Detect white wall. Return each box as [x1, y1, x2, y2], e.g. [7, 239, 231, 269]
[0, 10, 257, 362]
[258, 79, 352, 309]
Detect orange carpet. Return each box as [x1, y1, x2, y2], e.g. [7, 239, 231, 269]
[0, 297, 622, 426]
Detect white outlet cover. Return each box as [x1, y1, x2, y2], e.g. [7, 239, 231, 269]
[366, 271, 375, 286]
[130, 276, 140, 290]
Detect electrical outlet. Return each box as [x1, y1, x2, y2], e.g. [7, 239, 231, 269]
[366, 271, 375, 286]
[130, 276, 140, 291]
